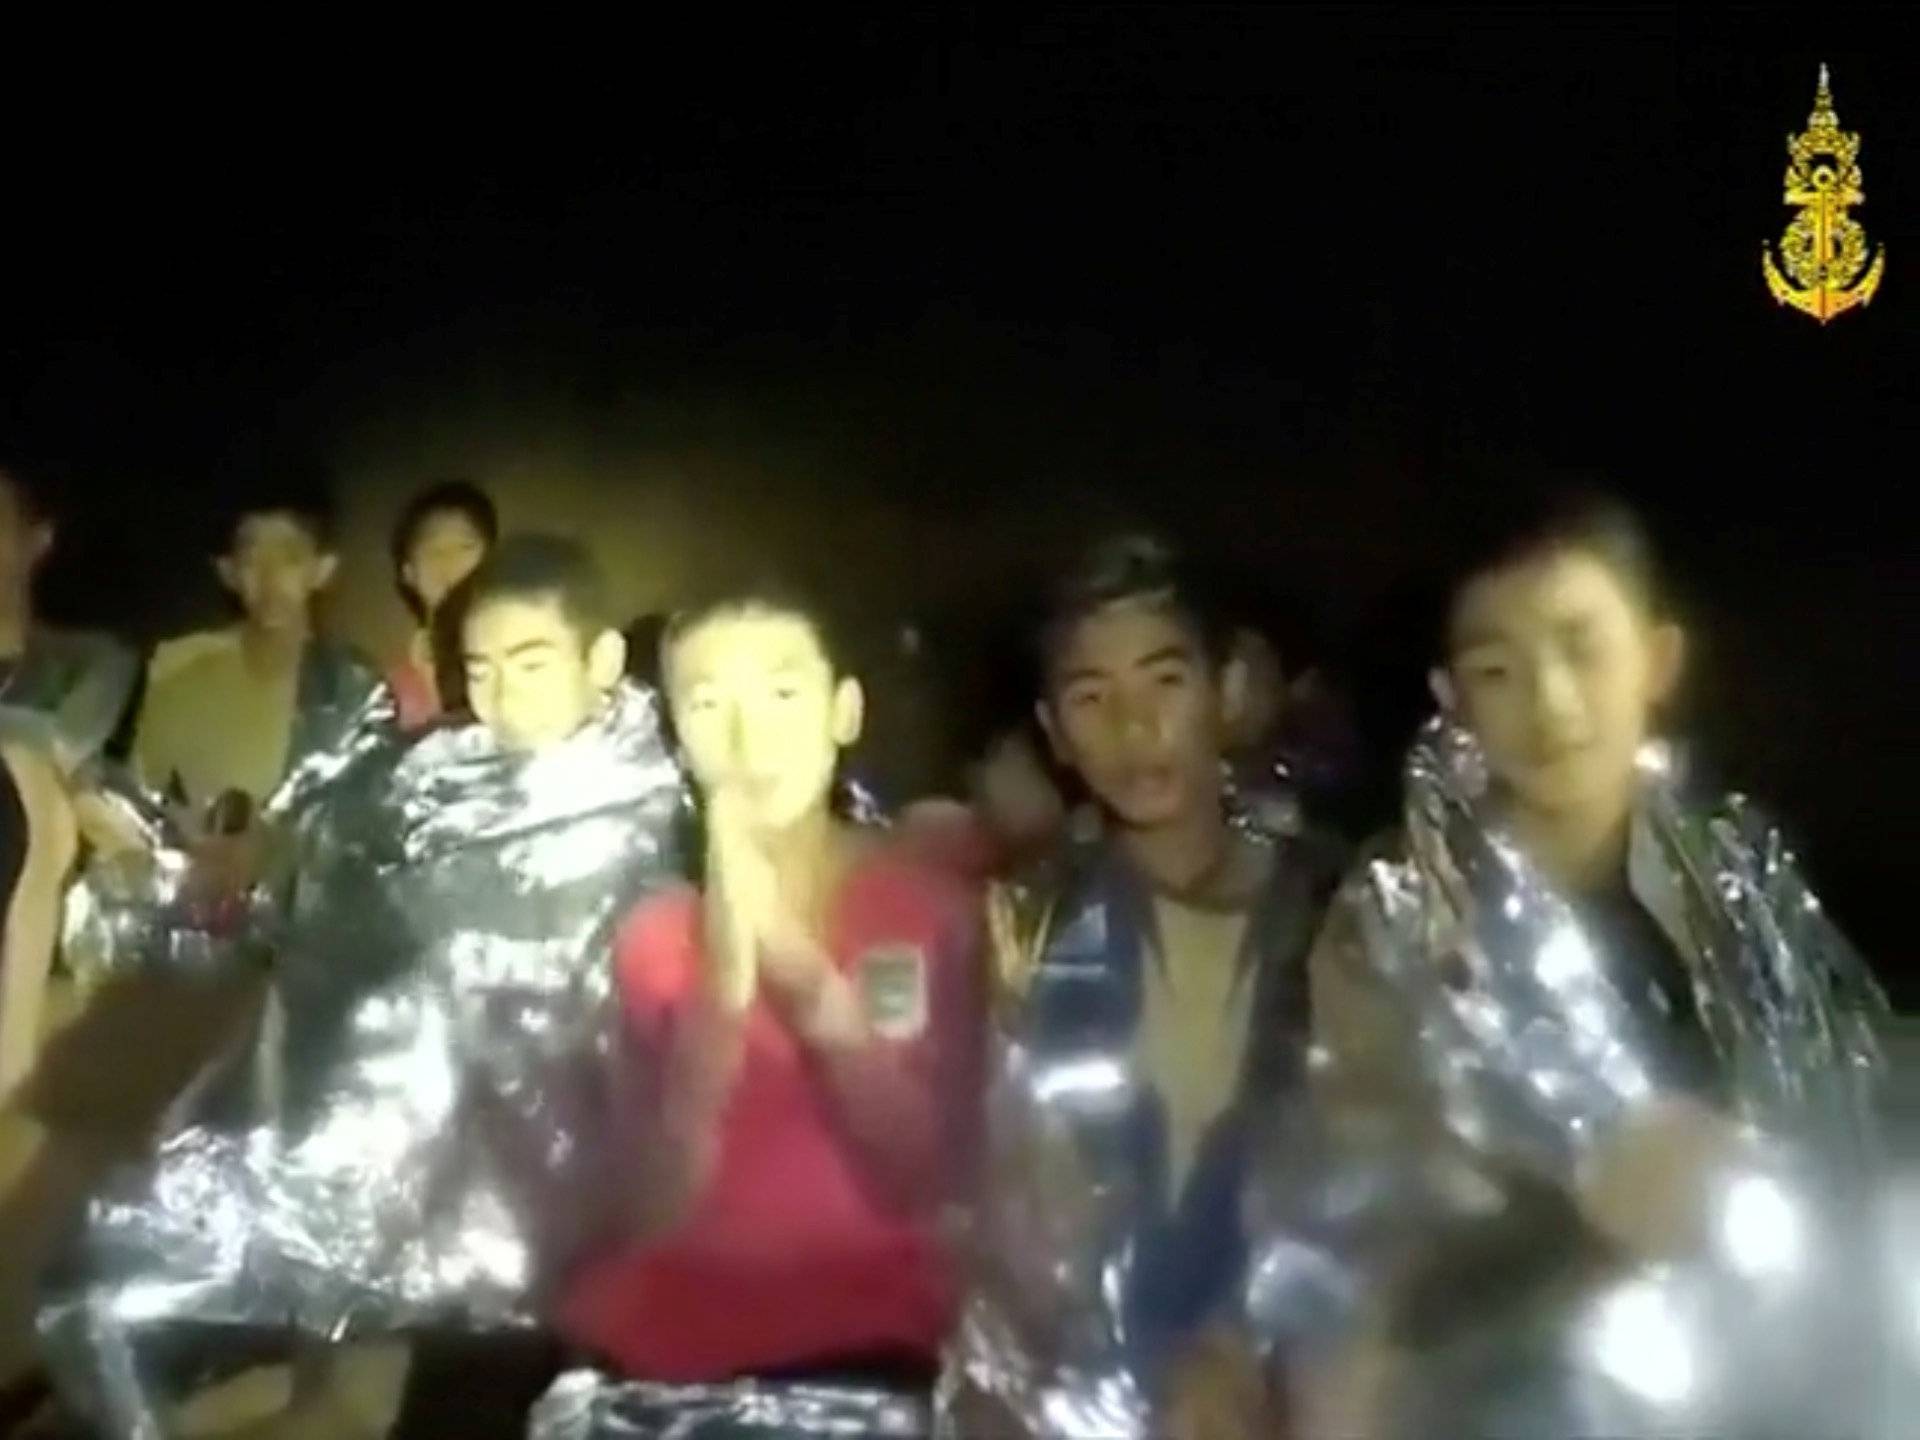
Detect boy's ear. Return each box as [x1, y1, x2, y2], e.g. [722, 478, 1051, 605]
[214, 556, 240, 595]
[587, 628, 628, 689]
[1035, 699, 1068, 767]
[1428, 665, 1459, 715]
[1218, 652, 1250, 731]
[27, 517, 53, 567]
[313, 553, 340, 590]
[831, 676, 865, 747]
[1647, 620, 1687, 706]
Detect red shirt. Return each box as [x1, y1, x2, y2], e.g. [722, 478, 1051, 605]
[896, 801, 1003, 882]
[557, 843, 982, 1381]
[385, 656, 440, 733]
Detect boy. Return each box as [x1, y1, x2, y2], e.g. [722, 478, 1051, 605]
[0, 461, 138, 775]
[0, 739, 78, 1096]
[550, 584, 981, 1420]
[1257, 490, 1889, 1439]
[941, 535, 1343, 1437]
[38, 535, 682, 1440]
[387, 480, 498, 730]
[132, 480, 377, 820]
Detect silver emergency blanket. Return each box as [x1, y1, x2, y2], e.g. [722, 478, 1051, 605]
[939, 833, 1336, 1439]
[1239, 715, 1897, 1439]
[0, 622, 140, 775]
[528, 1369, 932, 1440]
[936, 1040, 1154, 1440]
[1224, 754, 1305, 839]
[57, 763, 268, 986]
[38, 680, 685, 1439]
[59, 682, 400, 987]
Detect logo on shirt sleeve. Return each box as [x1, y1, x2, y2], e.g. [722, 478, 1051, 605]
[857, 944, 929, 1041]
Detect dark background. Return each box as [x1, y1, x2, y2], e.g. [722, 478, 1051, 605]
[4, 9, 1915, 997]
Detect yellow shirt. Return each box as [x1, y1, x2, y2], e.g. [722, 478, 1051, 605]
[132, 630, 299, 813]
[1141, 896, 1255, 1204]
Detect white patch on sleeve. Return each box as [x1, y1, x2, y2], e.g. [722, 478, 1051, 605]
[857, 944, 930, 1040]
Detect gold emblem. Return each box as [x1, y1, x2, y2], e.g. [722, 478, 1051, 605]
[1762, 65, 1885, 323]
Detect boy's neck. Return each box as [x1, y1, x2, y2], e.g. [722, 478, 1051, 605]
[239, 617, 310, 671]
[1117, 797, 1237, 902]
[0, 592, 29, 658]
[1509, 789, 1636, 895]
[408, 625, 440, 681]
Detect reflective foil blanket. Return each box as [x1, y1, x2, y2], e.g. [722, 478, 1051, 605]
[1240, 715, 1895, 1439]
[940, 832, 1342, 1439]
[39, 681, 685, 1439]
[528, 1369, 932, 1440]
[59, 678, 401, 989]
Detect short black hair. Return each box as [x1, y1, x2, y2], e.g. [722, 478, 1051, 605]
[1439, 484, 1662, 656]
[223, 469, 337, 552]
[1036, 531, 1230, 682]
[390, 480, 499, 616]
[623, 611, 671, 690]
[661, 578, 848, 679]
[0, 460, 53, 525]
[459, 533, 614, 640]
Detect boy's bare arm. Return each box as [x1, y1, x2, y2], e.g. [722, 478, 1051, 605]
[1, 743, 78, 1098]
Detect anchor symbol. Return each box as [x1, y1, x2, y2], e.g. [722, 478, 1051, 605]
[1762, 65, 1885, 324]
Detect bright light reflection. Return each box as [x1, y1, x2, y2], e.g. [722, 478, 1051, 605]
[1590, 1276, 1694, 1406]
[1033, 1055, 1130, 1106]
[1536, 925, 1596, 988]
[1720, 1173, 1804, 1280]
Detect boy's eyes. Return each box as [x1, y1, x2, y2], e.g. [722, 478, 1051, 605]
[238, 543, 312, 566]
[1564, 634, 1607, 667]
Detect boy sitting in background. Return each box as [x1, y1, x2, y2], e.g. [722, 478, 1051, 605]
[133, 477, 376, 823]
[385, 480, 498, 731]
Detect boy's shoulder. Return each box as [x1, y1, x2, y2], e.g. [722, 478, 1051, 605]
[28, 622, 135, 672]
[840, 828, 982, 942]
[146, 627, 242, 686]
[984, 834, 1116, 1005]
[1310, 823, 1412, 897]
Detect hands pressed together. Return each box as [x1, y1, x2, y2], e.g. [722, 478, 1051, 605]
[700, 787, 864, 1047]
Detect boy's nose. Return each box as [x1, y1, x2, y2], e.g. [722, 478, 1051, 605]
[1532, 658, 1582, 721]
[1115, 695, 1157, 741]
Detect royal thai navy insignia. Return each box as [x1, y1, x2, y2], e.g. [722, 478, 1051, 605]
[1762, 65, 1885, 323]
[858, 944, 929, 1040]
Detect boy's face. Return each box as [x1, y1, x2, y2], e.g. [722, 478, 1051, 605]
[666, 608, 862, 834]
[404, 509, 490, 615]
[970, 731, 1066, 848]
[1040, 598, 1241, 831]
[0, 481, 51, 600]
[1224, 628, 1285, 752]
[1442, 547, 1683, 818]
[217, 513, 337, 632]
[462, 593, 624, 752]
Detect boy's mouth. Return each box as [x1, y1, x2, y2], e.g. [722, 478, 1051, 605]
[1114, 761, 1180, 801]
[1530, 738, 1595, 767]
